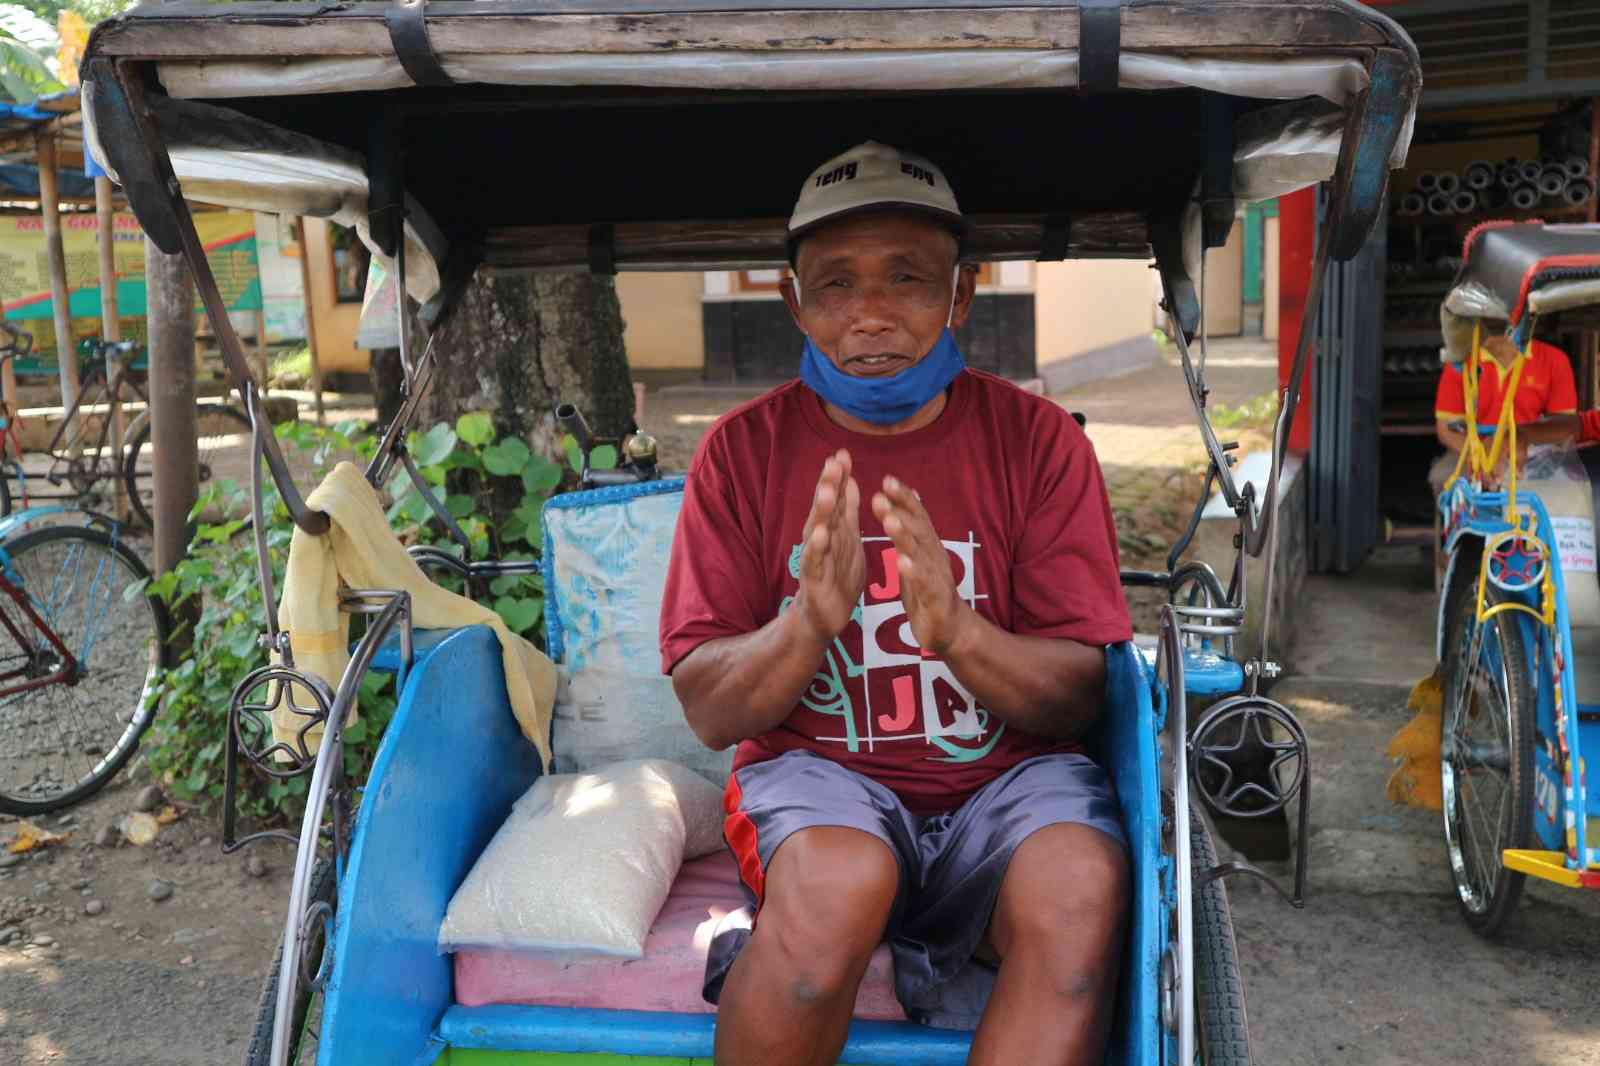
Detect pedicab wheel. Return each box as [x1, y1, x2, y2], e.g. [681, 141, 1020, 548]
[243, 859, 337, 1066]
[1190, 806, 1253, 1066]
[1440, 582, 1534, 938]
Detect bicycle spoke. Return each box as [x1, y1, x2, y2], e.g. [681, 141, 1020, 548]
[1461, 771, 1499, 893]
[1458, 773, 1491, 894]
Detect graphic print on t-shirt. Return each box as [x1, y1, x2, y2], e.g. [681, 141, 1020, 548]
[785, 531, 1003, 764]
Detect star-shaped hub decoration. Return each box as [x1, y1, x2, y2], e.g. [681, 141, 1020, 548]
[1189, 696, 1307, 819]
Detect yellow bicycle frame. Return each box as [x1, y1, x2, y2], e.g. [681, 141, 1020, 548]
[1441, 320, 1555, 626]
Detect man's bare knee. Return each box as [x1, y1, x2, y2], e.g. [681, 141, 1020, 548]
[990, 825, 1129, 982]
[754, 828, 899, 1004]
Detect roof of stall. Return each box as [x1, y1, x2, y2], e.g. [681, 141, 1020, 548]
[80, 0, 1421, 306]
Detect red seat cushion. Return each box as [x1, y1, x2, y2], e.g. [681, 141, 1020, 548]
[453, 851, 906, 1020]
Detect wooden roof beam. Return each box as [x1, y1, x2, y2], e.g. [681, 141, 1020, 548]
[89, 0, 1390, 60]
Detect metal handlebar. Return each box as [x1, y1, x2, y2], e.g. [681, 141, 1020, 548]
[555, 402, 660, 488]
[0, 322, 34, 360]
[79, 338, 138, 357]
[555, 402, 594, 458]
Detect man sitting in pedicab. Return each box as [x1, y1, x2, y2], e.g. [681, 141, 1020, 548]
[660, 142, 1133, 1066]
[1431, 317, 1576, 491]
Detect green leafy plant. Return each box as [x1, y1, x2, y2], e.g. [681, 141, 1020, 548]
[144, 412, 585, 824]
[142, 420, 397, 820]
[0, 31, 61, 104]
[1209, 391, 1278, 430]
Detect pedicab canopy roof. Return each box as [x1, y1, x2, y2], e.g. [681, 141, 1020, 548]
[79, 0, 1420, 322]
[1441, 223, 1600, 361]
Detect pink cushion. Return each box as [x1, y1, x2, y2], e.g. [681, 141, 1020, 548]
[452, 850, 906, 1021]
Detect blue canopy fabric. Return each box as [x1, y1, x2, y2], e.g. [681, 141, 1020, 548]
[0, 162, 95, 199]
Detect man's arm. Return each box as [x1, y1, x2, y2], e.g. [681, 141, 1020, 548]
[671, 450, 866, 751]
[1436, 418, 1469, 453]
[872, 477, 1107, 741]
[1517, 413, 1586, 447]
[940, 609, 1106, 740]
[671, 612, 829, 751]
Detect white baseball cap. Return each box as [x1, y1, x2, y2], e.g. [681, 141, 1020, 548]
[787, 141, 964, 244]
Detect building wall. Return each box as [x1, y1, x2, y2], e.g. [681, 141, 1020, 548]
[1264, 215, 1281, 341]
[617, 273, 705, 370]
[1202, 221, 1244, 337]
[1033, 259, 1160, 392]
[302, 217, 366, 374]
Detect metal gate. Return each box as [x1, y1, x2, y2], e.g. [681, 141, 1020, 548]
[1309, 189, 1386, 573]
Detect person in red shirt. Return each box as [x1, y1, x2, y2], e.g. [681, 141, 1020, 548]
[1430, 323, 1576, 492]
[660, 142, 1131, 1066]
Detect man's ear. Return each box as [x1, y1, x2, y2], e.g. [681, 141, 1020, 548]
[779, 273, 806, 331]
[948, 264, 978, 330]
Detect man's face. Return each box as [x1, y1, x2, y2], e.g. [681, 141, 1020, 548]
[782, 211, 975, 378]
[1481, 322, 1518, 363]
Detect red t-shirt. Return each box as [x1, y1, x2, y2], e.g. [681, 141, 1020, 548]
[658, 371, 1133, 816]
[1434, 340, 1576, 426]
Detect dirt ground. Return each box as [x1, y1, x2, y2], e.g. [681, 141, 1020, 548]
[5, 349, 1599, 1064]
[0, 757, 295, 1063]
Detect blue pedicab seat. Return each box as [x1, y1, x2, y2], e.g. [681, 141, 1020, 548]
[319, 479, 1177, 1066]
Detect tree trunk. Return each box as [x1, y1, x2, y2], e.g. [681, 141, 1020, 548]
[423, 271, 632, 439]
[369, 346, 405, 428]
[418, 269, 633, 522]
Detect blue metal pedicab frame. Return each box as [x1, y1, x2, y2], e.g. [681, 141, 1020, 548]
[77, 1, 1420, 1061]
[1433, 221, 1600, 936]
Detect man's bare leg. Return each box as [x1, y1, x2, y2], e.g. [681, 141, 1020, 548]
[968, 823, 1129, 1066]
[713, 826, 898, 1066]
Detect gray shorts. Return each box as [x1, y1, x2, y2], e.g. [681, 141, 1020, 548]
[704, 749, 1126, 1030]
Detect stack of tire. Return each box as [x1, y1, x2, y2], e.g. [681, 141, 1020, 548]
[1396, 157, 1594, 217]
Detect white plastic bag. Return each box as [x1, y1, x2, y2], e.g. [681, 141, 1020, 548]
[1521, 446, 1600, 626]
[438, 759, 725, 958]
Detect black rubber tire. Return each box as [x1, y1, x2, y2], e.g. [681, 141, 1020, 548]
[243, 859, 338, 1066]
[1440, 579, 1534, 937]
[1440, 539, 1484, 657]
[0, 464, 12, 518]
[1191, 806, 1253, 1066]
[0, 525, 171, 814]
[124, 403, 253, 530]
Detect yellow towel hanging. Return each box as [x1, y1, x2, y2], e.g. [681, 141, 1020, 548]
[275, 461, 558, 768]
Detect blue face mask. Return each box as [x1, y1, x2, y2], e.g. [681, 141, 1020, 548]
[799, 328, 967, 426]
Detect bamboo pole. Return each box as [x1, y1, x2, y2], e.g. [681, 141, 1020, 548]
[96, 175, 128, 521]
[37, 133, 79, 442]
[1, 342, 16, 471]
[294, 217, 324, 424]
[146, 235, 198, 576]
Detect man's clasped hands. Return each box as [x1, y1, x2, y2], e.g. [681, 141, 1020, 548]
[794, 448, 974, 660]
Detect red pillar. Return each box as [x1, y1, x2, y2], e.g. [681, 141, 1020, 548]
[1277, 187, 1317, 454]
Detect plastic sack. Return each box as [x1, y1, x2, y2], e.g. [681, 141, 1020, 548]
[1520, 446, 1600, 627]
[1439, 282, 1512, 365]
[438, 759, 726, 958]
[543, 482, 734, 786]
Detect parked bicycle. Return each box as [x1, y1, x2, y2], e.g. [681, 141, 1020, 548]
[0, 509, 171, 814]
[0, 323, 253, 528]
